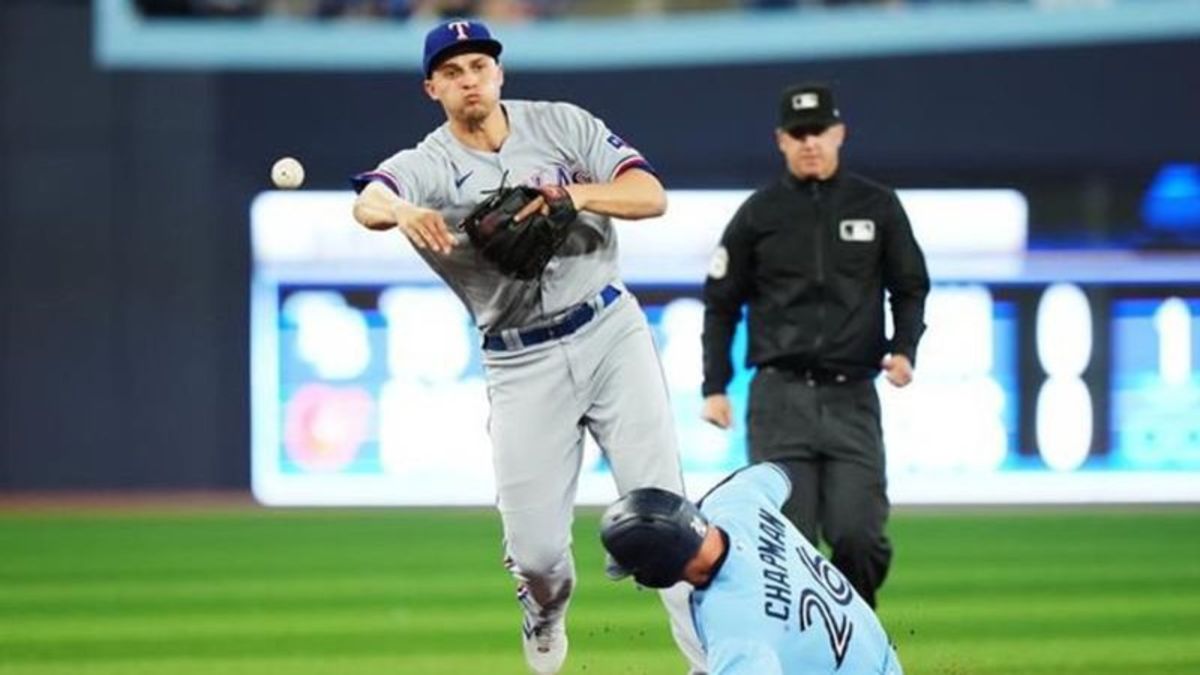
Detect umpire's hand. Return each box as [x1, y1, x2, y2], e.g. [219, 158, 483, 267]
[701, 394, 734, 429]
[881, 353, 914, 387]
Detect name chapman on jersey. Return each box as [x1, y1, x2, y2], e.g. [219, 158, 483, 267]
[757, 507, 794, 621]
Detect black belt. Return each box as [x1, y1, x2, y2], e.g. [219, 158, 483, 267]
[762, 364, 855, 386]
[482, 285, 621, 352]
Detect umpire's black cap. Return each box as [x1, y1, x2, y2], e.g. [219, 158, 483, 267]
[423, 20, 503, 78]
[779, 82, 842, 132]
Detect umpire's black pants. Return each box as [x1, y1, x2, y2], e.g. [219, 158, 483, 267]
[747, 366, 893, 608]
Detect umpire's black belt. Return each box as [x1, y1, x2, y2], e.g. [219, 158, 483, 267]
[761, 364, 855, 386]
[483, 285, 621, 352]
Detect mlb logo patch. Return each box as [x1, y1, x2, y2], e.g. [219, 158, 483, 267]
[839, 219, 876, 242]
[793, 92, 820, 110]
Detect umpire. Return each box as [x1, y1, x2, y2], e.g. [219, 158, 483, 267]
[700, 82, 930, 607]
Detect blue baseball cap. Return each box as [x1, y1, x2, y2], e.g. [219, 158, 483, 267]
[423, 20, 503, 78]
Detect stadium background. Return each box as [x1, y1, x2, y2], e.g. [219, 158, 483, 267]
[2, 0, 1199, 673]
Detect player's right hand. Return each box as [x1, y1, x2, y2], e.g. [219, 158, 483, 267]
[700, 394, 734, 429]
[396, 205, 455, 255]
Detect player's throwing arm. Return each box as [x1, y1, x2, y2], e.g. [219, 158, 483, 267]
[353, 181, 455, 254]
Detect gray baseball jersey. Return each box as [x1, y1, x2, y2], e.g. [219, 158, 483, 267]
[354, 99, 706, 672]
[355, 99, 652, 332]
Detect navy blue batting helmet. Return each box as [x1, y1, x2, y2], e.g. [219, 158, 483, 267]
[600, 488, 709, 589]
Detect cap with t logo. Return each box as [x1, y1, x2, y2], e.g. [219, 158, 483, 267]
[423, 20, 503, 78]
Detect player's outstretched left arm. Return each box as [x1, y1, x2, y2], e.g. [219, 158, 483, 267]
[516, 168, 666, 223]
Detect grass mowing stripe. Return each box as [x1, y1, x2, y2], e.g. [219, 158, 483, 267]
[6, 580, 1195, 625]
[0, 600, 667, 643]
[0, 650, 684, 675]
[2, 576, 508, 607]
[1, 611, 673, 663]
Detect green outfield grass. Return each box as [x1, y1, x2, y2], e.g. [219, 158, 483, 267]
[2, 505, 1199, 675]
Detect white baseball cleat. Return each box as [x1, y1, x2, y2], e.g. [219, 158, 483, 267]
[522, 618, 568, 674]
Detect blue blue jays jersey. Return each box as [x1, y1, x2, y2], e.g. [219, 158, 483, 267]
[692, 464, 903, 675]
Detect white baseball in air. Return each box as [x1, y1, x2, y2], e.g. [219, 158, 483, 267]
[271, 156, 305, 189]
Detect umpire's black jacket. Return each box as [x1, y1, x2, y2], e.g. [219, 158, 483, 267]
[702, 170, 930, 395]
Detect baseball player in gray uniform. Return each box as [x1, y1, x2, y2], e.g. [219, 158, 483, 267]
[351, 19, 705, 675]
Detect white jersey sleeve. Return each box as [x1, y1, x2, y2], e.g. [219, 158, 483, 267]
[709, 639, 785, 675]
[546, 101, 656, 183]
[351, 148, 436, 204]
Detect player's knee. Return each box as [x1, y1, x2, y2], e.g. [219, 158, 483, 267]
[508, 543, 570, 579]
